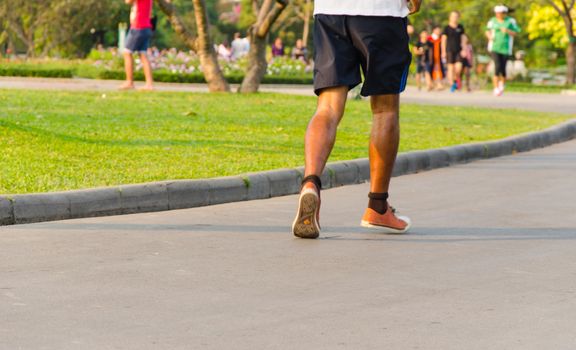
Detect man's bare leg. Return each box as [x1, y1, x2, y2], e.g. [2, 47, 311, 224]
[120, 51, 135, 90]
[304, 86, 348, 179]
[292, 86, 347, 238]
[139, 52, 154, 90]
[369, 94, 400, 194]
[360, 93, 410, 233]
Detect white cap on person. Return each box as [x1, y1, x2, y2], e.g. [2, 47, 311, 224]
[494, 5, 508, 13]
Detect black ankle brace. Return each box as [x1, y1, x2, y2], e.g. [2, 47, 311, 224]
[368, 192, 389, 214]
[368, 192, 389, 200]
[302, 175, 322, 191]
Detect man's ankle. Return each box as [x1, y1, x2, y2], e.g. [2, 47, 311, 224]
[368, 192, 389, 214]
[301, 174, 322, 192]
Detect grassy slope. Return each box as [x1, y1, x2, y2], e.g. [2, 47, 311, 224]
[0, 89, 571, 194]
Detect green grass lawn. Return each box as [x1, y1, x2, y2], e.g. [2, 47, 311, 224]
[0, 89, 571, 194]
[496, 82, 576, 94]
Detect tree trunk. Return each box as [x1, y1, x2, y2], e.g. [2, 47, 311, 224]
[548, 0, 575, 85]
[239, 32, 268, 93]
[155, 0, 229, 92]
[154, 0, 197, 49]
[302, 0, 311, 47]
[239, 0, 288, 93]
[192, 0, 230, 92]
[567, 40, 576, 85]
[25, 36, 35, 57]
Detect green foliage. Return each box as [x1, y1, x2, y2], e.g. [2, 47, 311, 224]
[238, 0, 257, 31]
[153, 0, 197, 50]
[0, 66, 74, 78]
[0, 60, 76, 78]
[0, 89, 570, 194]
[0, 0, 126, 57]
[527, 3, 575, 49]
[527, 39, 559, 67]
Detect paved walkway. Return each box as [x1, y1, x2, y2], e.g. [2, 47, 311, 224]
[2, 139, 576, 349]
[2, 76, 576, 114]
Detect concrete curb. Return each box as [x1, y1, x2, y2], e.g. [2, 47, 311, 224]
[2, 119, 575, 226]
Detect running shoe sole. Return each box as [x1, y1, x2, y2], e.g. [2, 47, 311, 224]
[292, 189, 320, 239]
[360, 216, 412, 234]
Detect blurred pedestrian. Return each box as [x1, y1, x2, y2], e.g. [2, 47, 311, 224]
[461, 38, 474, 92]
[442, 11, 467, 92]
[271, 38, 285, 57]
[429, 26, 445, 90]
[217, 41, 232, 61]
[486, 5, 520, 96]
[292, 39, 308, 63]
[413, 30, 433, 91]
[231, 32, 249, 61]
[120, 0, 154, 91]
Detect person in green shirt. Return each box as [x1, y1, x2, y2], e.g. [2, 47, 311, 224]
[485, 5, 520, 96]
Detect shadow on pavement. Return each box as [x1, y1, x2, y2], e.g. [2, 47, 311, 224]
[12, 222, 576, 242]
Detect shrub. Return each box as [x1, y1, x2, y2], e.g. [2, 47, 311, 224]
[0, 66, 74, 78]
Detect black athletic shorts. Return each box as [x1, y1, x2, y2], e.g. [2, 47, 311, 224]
[313, 14, 412, 96]
[416, 62, 430, 74]
[492, 52, 508, 77]
[446, 51, 462, 65]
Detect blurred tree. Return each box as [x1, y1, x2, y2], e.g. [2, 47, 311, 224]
[0, 0, 123, 57]
[239, 0, 288, 93]
[152, 0, 195, 49]
[528, 1, 575, 84]
[238, 0, 257, 31]
[275, 0, 312, 46]
[155, 0, 230, 92]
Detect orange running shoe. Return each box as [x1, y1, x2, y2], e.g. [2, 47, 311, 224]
[292, 184, 321, 239]
[360, 204, 411, 234]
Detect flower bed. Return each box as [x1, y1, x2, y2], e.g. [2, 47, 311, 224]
[0, 48, 314, 84]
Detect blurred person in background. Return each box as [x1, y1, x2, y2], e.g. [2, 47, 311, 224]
[217, 41, 232, 61]
[429, 26, 445, 90]
[461, 37, 474, 92]
[413, 30, 433, 91]
[292, 39, 309, 63]
[486, 4, 520, 96]
[271, 37, 285, 58]
[120, 0, 154, 91]
[442, 11, 467, 92]
[231, 32, 249, 61]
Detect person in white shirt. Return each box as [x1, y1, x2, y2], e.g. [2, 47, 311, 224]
[292, 0, 421, 239]
[231, 32, 249, 61]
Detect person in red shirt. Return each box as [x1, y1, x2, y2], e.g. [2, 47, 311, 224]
[120, 0, 154, 90]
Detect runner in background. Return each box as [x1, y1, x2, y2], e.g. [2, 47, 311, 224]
[486, 5, 520, 96]
[442, 11, 467, 92]
[461, 36, 474, 92]
[414, 30, 433, 91]
[429, 26, 445, 90]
